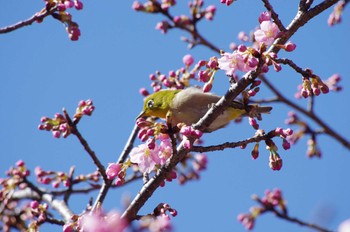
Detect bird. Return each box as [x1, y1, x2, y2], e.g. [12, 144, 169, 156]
[137, 87, 272, 132]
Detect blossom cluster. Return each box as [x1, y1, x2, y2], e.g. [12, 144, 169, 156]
[296, 75, 330, 98]
[135, 113, 207, 185]
[105, 162, 129, 186]
[1, 160, 30, 203]
[328, 0, 345, 26]
[63, 210, 128, 232]
[130, 136, 174, 174]
[217, 12, 296, 78]
[44, 0, 83, 41]
[38, 113, 70, 138]
[35, 166, 70, 188]
[29, 201, 49, 225]
[285, 111, 322, 158]
[238, 188, 286, 230]
[133, 0, 216, 35]
[138, 203, 177, 231]
[178, 153, 208, 185]
[249, 128, 292, 171]
[38, 99, 94, 138]
[0, 161, 44, 231]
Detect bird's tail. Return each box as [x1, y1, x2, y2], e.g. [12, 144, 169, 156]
[230, 101, 272, 118]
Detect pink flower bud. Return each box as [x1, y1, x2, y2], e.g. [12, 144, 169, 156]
[258, 11, 271, 23]
[203, 82, 212, 93]
[52, 131, 61, 138]
[282, 139, 291, 150]
[249, 117, 259, 130]
[106, 163, 121, 180]
[65, 1, 74, 8]
[284, 41, 296, 52]
[207, 57, 218, 69]
[16, 160, 25, 167]
[57, 3, 66, 11]
[183, 54, 194, 67]
[74, 0, 83, 10]
[149, 73, 157, 80]
[238, 44, 247, 52]
[139, 88, 149, 96]
[30, 200, 39, 209]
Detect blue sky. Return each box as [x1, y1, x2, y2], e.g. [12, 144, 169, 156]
[1, 0, 350, 231]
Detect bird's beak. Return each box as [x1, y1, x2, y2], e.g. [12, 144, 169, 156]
[136, 111, 146, 121]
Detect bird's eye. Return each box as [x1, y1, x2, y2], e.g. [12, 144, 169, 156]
[147, 99, 154, 109]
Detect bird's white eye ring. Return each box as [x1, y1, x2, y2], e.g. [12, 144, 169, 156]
[147, 99, 154, 109]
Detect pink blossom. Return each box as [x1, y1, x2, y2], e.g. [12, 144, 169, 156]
[254, 21, 280, 46]
[80, 211, 127, 232]
[338, 218, 350, 232]
[158, 139, 173, 165]
[130, 143, 161, 173]
[106, 163, 121, 180]
[148, 214, 172, 232]
[218, 51, 242, 76]
[237, 31, 249, 42]
[193, 154, 208, 171]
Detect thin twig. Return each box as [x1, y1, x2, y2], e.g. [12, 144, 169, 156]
[273, 58, 312, 77]
[260, 76, 350, 149]
[192, 130, 277, 153]
[261, 0, 286, 31]
[256, 200, 335, 232]
[0, 7, 57, 34]
[121, 0, 341, 222]
[155, 1, 220, 53]
[91, 124, 140, 213]
[63, 109, 108, 181]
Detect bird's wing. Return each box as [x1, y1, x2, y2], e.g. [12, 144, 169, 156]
[171, 88, 220, 125]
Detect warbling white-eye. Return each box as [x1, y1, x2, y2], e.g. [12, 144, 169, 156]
[137, 87, 272, 132]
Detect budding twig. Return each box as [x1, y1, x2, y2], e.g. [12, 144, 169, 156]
[0, 7, 57, 34]
[63, 109, 108, 181]
[260, 76, 350, 150]
[191, 130, 277, 153]
[91, 124, 140, 213]
[261, 0, 286, 31]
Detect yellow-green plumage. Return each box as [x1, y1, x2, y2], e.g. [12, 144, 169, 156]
[138, 87, 271, 132]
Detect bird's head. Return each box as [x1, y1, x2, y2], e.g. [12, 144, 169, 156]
[136, 89, 181, 120]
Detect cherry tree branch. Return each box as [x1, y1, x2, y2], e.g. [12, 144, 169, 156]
[0, 7, 57, 34]
[121, 0, 340, 222]
[261, 0, 286, 31]
[63, 110, 108, 181]
[192, 130, 277, 153]
[260, 76, 350, 149]
[254, 197, 335, 232]
[11, 184, 74, 223]
[153, 1, 220, 53]
[91, 124, 140, 213]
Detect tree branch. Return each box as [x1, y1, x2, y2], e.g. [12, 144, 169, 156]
[120, 0, 341, 222]
[91, 124, 140, 213]
[260, 76, 350, 149]
[192, 130, 277, 153]
[0, 7, 57, 34]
